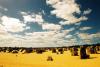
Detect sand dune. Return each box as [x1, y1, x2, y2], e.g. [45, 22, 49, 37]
[0, 51, 100, 67]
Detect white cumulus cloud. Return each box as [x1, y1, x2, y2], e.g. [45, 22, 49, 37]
[80, 27, 92, 30]
[21, 12, 44, 25]
[77, 32, 100, 44]
[42, 23, 62, 31]
[46, 0, 91, 25]
[1, 16, 26, 32]
[83, 9, 92, 15]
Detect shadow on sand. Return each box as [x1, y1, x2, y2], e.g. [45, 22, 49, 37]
[89, 57, 97, 59]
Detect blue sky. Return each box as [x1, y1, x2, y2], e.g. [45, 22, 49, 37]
[0, 0, 100, 47]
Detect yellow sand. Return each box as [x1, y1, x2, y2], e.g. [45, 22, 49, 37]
[0, 51, 100, 67]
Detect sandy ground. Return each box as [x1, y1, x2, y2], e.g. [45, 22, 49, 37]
[0, 51, 100, 67]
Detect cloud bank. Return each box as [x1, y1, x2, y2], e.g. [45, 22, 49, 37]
[0, 0, 99, 47]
